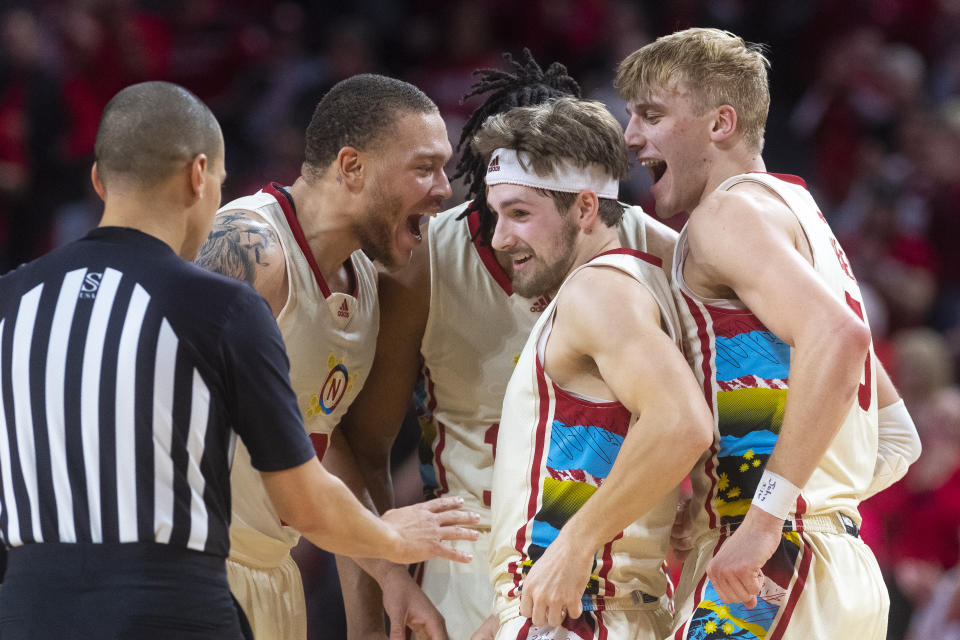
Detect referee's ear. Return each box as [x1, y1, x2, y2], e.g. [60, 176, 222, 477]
[91, 163, 106, 202]
[189, 153, 209, 201]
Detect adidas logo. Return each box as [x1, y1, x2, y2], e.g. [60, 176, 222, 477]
[337, 300, 350, 318]
[488, 154, 500, 172]
[530, 295, 551, 313]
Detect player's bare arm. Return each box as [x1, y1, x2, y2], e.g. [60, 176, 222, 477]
[518, 267, 713, 627]
[336, 223, 449, 638]
[341, 220, 431, 511]
[195, 209, 289, 315]
[689, 188, 871, 606]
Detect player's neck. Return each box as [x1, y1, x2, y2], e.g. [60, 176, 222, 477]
[288, 176, 362, 282]
[566, 227, 620, 282]
[700, 150, 766, 206]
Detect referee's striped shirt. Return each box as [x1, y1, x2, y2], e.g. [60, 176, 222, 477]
[0, 227, 314, 557]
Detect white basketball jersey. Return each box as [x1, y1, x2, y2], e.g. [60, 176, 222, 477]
[417, 203, 650, 527]
[490, 250, 682, 609]
[225, 183, 379, 564]
[672, 172, 878, 538]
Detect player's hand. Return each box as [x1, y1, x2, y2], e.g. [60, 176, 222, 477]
[706, 507, 782, 608]
[671, 495, 694, 562]
[380, 496, 480, 564]
[518, 531, 592, 627]
[381, 565, 449, 640]
[469, 614, 499, 640]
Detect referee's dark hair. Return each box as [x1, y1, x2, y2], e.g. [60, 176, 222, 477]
[453, 49, 581, 246]
[94, 81, 222, 189]
[303, 74, 439, 177]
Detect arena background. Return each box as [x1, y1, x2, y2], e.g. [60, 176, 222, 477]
[1, 1, 958, 638]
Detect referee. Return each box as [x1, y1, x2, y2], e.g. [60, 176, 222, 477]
[0, 81, 475, 639]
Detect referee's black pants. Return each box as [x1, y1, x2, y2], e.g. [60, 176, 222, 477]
[0, 542, 252, 639]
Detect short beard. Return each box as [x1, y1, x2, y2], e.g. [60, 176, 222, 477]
[510, 215, 578, 299]
[355, 188, 401, 269]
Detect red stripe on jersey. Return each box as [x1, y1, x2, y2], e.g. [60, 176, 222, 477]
[662, 560, 675, 607]
[682, 292, 719, 530]
[698, 304, 768, 338]
[599, 531, 623, 597]
[749, 172, 808, 191]
[794, 494, 807, 533]
[515, 618, 532, 639]
[598, 610, 608, 640]
[511, 354, 553, 595]
[309, 433, 329, 460]
[421, 365, 448, 496]
[468, 204, 513, 295]
[263, 182, 358, 298]
[592, 247, 663, 268]
[769, 537, 813, 640]
[551, 382, 631, 439]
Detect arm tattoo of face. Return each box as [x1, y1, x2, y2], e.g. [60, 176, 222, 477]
[194, 212, 278, 286]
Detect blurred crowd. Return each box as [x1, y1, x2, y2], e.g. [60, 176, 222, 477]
[2, 0, 960, 637]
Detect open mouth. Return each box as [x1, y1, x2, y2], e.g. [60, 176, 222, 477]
[513, 254, 533, 267]
[640, 158, 667, 183]
[405, 214, 423, 241]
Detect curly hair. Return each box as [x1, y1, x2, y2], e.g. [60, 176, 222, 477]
[454, 49, 580, 245]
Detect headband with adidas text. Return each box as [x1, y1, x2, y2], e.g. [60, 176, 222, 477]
[484, 148, 619, 200]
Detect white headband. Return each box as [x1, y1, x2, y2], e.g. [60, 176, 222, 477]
[484, 148, 619, 200]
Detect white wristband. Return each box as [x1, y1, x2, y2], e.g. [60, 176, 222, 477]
[752, 470, 801, 520]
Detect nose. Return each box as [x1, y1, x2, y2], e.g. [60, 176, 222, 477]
[490, 212, 513, 252]
[434, 169, 452, 199]
[624, 114, 645, 151]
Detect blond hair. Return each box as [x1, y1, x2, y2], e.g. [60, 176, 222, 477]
[615, 27, 771, 153]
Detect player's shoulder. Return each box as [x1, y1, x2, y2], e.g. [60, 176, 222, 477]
[557, 262, 661, 344]
[195, 192, 288, 302]
[689, 183, 790, 245]
[562, 254, 655, 308]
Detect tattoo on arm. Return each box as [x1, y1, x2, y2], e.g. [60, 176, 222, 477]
[195, 212, 278, 286]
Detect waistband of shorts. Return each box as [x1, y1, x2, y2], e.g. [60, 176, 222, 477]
[494, 590, 667, 625]
[714, 511, 860, 538]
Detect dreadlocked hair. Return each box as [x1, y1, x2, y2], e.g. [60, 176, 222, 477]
[454, 49, 580, 246]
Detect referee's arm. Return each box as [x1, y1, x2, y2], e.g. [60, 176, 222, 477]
[261, 456, 475, 564]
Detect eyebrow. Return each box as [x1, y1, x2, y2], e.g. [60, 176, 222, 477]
[496, 196, 534, 209]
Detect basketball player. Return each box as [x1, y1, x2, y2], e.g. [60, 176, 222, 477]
[339, 53, 681, 639]
[615, 28, 921, 639]
[472, 96, 713, 639]
[195, 74, 475, 640]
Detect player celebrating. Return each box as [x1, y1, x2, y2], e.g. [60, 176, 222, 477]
[616, 27, 921, 639]
[195, 74, 475, 640]
[340, 52, 680, 639]
[476, 96, 713, 639]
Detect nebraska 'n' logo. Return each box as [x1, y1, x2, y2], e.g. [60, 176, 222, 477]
[318, 363, 349, 414]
